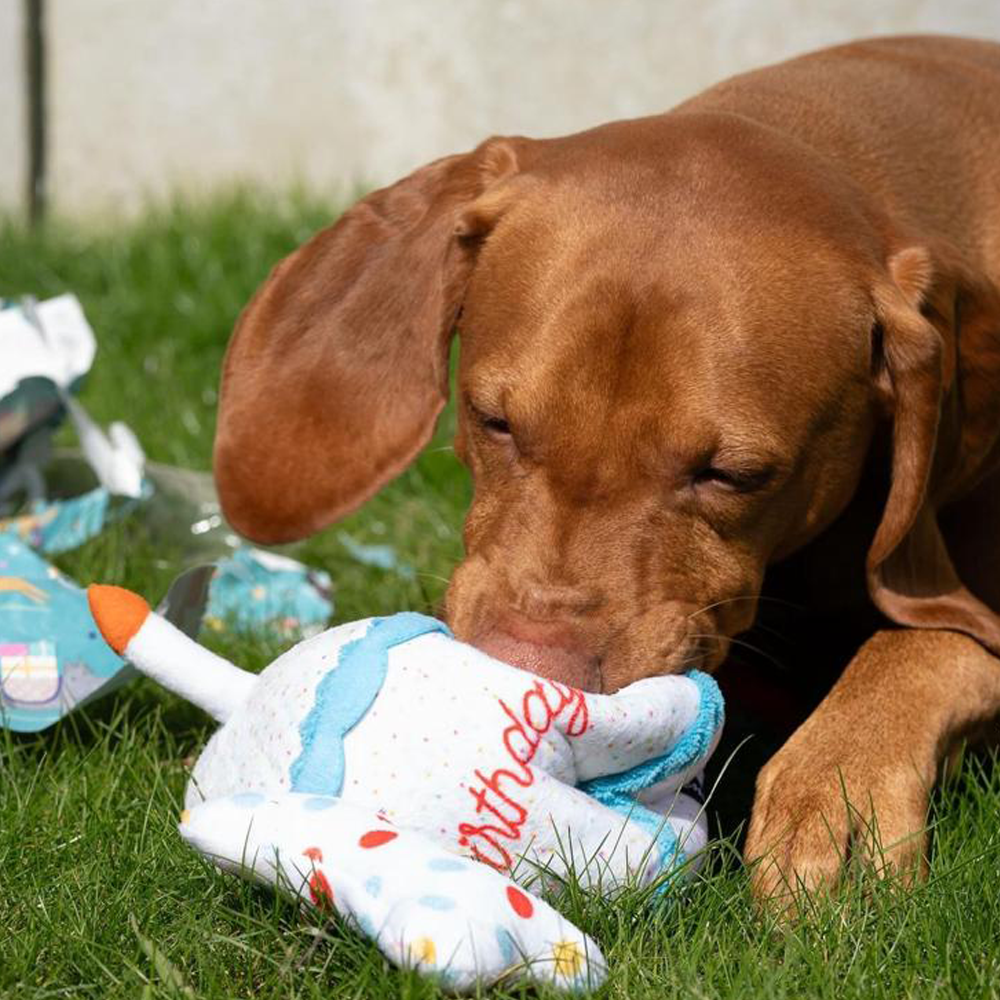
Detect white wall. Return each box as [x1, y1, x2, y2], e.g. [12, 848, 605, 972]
[5, 0, 1000, 217]
[0, 1, 25, 211]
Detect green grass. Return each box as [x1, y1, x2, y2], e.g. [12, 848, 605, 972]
[2, 194, 999, 999]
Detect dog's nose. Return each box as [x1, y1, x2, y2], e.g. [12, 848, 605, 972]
[475, 612, 602, 691]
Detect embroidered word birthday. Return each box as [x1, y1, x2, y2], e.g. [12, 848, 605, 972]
[457, 678, 590, 869]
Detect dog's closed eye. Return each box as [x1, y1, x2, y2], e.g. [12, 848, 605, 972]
[480, 414, 512, 437]
[692, 465, 775, 493]
[467, 398, 513, 440]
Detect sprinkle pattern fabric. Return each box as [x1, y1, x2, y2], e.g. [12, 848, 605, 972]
[185, 616, 721, 892]
[181, 792, 607, 992]
[87, 591, 725, 994]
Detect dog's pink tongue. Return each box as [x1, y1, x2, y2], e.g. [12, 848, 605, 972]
[475, 633, 602, 692]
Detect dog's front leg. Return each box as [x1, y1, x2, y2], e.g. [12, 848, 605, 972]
[744, 628, 1000, 908]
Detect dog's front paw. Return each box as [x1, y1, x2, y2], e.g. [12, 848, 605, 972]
[744, 731, 933, 911]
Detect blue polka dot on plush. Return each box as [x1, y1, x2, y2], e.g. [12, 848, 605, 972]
[364, 876, 382, 897]
[231, 792, 265, 807]
[495, 927, 518, 967]
[419, 895, 456, 911]
[303, 796, 337, 811]
[427, 857, 466, 872]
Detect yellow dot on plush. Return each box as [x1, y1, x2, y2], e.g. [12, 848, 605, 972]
[410, 937, 437, 966]
[552, 940, 584, 978]
[180, 809, 191, 824]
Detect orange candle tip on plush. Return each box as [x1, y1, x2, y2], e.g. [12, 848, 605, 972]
[87, 584, 150, 655]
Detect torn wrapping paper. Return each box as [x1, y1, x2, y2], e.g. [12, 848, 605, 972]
[1, 292, 146, 510]
[0, 550, 215, 733]
[0, 294, 95, 459]
[0, 455, 334, 732]
[140, 462, 333, 637]
[0, 293, 146, 731]
[0, 292, 334, 730]
[206, 546, 333, 639]
[337, 530, 415, 580]
[0, 482, 145, 555]
[0, 535, 131, 731]
[0, 456, 335, 638]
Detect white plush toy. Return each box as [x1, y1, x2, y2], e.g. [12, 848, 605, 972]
[88, 585, 724, 993]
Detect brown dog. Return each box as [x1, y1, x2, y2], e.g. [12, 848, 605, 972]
[213, 35, 1000, 902]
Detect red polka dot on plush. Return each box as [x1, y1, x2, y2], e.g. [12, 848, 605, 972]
[308, 870, 334, 908]
[359, 829, 398, 849]
[506, 886, 534, 919]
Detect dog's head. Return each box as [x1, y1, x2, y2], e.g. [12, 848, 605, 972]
[215, 115, 1000, 691]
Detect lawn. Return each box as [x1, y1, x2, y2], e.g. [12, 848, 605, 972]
[2, 194, 999, 999]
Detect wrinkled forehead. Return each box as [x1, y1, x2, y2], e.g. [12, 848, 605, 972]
[459, 196, 872, 469]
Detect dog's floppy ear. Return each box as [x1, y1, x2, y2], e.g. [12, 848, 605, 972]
[866, 247, 1000, 652]
[214, 138, 529, 543]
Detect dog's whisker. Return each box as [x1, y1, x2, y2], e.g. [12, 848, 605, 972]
[688, 631, 775, 659]
[740, 619, 797, 646]
[685, 594, 808, 621]
[687, 632, 789, 672]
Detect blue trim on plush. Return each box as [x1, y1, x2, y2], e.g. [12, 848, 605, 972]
[608, 798, 683, 883]
[290, 612, 452, 795]
[578, 671, 724, 884]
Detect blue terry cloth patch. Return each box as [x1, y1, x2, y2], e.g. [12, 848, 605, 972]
[578, 670, 724, 884]
[289, 612, 452, 796]
[612, 799, 682, 885]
